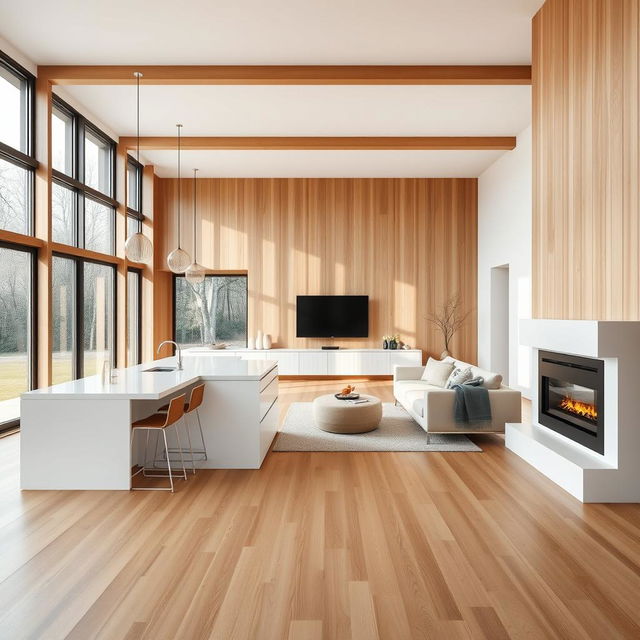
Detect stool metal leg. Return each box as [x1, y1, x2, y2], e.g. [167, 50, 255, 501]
[196, 409, 208, 461]
[183, 416, 196, 474]
[173, 424, 187, 480]
[162, 430, 174, 492]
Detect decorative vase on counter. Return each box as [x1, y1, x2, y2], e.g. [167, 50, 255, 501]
[247, 336, 256, 350]
[440, 349, 451, 359]
[389, 340, 398, 350]
[383, 339, 388, 349]
[255, 330, 264, 350]
[263, 334, 272, 349]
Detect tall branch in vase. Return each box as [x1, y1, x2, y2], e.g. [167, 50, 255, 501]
[427, 293, 471, 359]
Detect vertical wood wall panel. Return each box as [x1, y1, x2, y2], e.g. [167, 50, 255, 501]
[533, 0, 640, 320]
[157, 178, 477, 363]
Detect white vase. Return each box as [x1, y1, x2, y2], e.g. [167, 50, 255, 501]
[263, 334, 272, 349]
[256, 330, 263, 350]
[247, 336, 255, 350]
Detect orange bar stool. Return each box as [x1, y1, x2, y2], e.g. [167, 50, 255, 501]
[158, 383, 208, 474]
[131, 394, 188, 492]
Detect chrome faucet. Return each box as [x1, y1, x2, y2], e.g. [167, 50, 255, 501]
[157, 340, 183, 370]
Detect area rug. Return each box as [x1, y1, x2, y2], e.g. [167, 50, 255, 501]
[273, 402, 482, 452]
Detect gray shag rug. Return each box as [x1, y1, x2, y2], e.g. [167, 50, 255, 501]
[273, 402, 481, 452]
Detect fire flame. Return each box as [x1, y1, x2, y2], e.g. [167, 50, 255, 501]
[560, 396, 597, 420]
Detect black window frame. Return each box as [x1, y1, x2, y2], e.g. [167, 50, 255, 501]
[0, 49, 37, 237]
[51, 95, 117, 256]
[127, 267, 143, 366]
[52, 251, 118, 379]
[126, 155, 144, 235]
[172, 273, 249, 347]
[0, 240, 37, 431]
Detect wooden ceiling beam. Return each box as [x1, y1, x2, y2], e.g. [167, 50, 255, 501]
[39, 65, 531, 85]
[120, 136, 516, 151]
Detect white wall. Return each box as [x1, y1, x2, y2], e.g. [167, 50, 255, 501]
[478, 125, 532, 398]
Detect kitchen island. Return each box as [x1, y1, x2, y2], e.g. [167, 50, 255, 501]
[20, 357, 278, 490]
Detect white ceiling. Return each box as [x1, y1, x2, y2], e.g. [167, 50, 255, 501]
[59, 85, 531, 137]
[2, 0, 540, 177]
[2, 0, 544, 65]
[143, 149, 506, 178]
[56, 84, 530, 176]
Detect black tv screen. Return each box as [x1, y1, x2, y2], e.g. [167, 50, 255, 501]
[296, 295, 369, 338]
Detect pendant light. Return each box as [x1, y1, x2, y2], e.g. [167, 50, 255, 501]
[167, 124, 191, 273]
[124, 71, 153, 263]
[185, 168, 206, 285]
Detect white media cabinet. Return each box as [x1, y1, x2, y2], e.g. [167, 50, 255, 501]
[185, 348, 423, 376]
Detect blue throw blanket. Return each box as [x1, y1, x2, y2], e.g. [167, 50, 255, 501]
[452, 377, 492, 424]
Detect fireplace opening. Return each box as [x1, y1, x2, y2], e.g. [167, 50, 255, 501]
[539, 351, 604, 454]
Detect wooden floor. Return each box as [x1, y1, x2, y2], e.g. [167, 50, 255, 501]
[1, 379, 640, 639]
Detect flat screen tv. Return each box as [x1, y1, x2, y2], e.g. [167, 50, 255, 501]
[296, 295, 369, 338]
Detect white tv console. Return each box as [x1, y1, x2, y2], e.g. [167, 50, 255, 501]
[185, 348, 422, 376]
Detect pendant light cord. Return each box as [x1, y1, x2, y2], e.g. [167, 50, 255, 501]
[193, 168, 198, 262]
[135, 72, 140, 163]
[177, 124, 182, 248]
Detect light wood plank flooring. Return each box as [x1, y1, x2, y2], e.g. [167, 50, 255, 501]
[1, 379, 639, 639]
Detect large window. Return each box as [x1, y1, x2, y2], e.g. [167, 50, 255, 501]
[0, 244, 35, 403]
[174, 275, 248, 347]
[0, 51, 36, 428]
[127, 269, 142, 365]
[0, 51, 35, 236]
[126, 156, 144, 237]
[51, 96, 116, 255]
[52, 256, 75, 384]
[52, 254, 116, 383]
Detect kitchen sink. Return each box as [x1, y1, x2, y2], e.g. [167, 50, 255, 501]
[142, 366, 177, 373]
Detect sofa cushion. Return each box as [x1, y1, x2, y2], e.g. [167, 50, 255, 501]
[470, 366, 503, 389]
[420, 357, 455, 387]
[443, 357, 503, 390]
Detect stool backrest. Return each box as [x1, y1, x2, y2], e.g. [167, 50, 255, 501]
[187, 383, 205, 413]
[164, 393, 186, 426]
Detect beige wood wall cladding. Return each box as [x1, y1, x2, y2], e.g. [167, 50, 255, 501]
[157, 178, 477, 363]
[532, 0, 640, 320]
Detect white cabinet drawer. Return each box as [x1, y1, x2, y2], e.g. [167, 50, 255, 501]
[259, 371, 278, 422]
[299, 352, 328, 375]
[271, 352, 299, 375]
[389, 350, 423, 370]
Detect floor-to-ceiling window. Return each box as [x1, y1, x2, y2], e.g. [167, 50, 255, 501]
[0, 244, 35, 400]
[52, 255, 75, 384]
[126, 156, 144, 238]
[49, 96, 118, 382]
[52, 254, 116, 383]
[51, 96, 116, 255]
[174, 274, 248, 347]
[0, 50, 36, 427]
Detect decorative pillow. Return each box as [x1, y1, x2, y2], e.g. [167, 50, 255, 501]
[420, 357, 455, 388]
[470, 366, 503, 389]
[445, 366, 473, 389]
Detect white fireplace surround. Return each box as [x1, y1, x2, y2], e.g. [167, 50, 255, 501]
[506, 319, 640, 503]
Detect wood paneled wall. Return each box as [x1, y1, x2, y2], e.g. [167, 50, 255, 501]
[156, 178, 478, 363]
[532, 0, 640, 319]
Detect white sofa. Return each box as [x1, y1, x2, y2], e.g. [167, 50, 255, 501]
[393, 357, 521, 436]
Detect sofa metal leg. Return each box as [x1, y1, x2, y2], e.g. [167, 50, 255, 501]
[394, 399, 398, 406]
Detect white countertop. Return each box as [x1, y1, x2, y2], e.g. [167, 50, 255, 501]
[22, 356, 277, 401]
[185, 347, 421, 353]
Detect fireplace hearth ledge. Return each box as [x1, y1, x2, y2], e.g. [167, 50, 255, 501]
[506, 319, 640, 503]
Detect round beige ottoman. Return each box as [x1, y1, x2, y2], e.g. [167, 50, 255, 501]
[312, 394, 382, 434]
